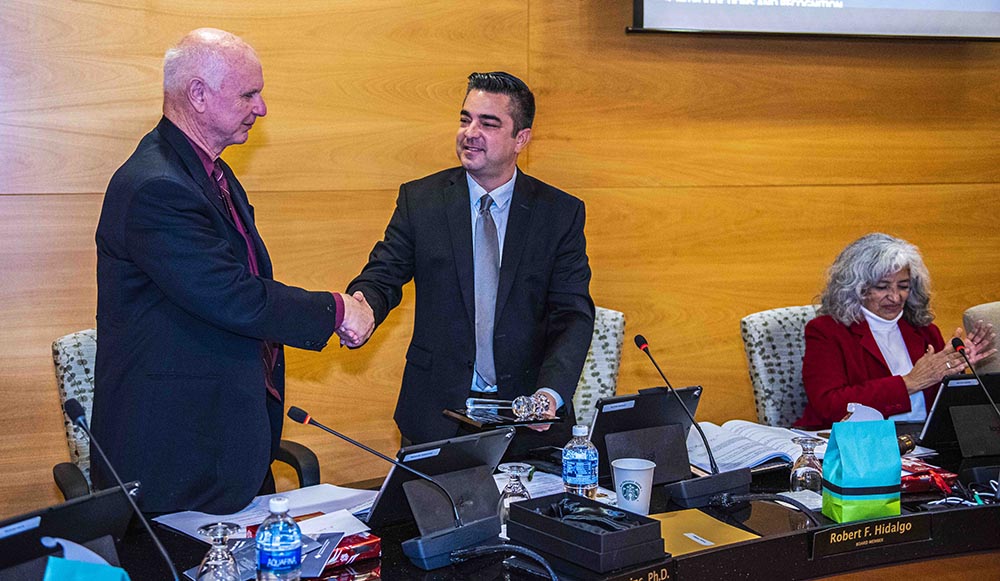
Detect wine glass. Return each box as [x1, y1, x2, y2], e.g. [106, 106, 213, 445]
[196, 522, 241, 581]
[496, 462, 532, 524]
[789, 437, 823, 493]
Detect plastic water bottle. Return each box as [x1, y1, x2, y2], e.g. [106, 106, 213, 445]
[255, 497, 302, 581]
[563, 424, 598, 499]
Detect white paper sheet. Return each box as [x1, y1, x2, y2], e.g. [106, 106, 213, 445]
[297, 509, 368, 538]
[153, 484, 377, 542]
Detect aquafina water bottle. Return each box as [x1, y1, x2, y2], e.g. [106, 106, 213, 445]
[255, 497, 301, 580]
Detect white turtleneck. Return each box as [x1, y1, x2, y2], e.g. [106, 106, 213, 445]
[860, 306, 926, 422]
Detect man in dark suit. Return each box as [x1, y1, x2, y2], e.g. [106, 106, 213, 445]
[348, 72, 595, 452]
[92, 28, 372, 514]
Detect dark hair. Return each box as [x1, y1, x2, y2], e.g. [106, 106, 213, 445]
[466, 71, 535, 135]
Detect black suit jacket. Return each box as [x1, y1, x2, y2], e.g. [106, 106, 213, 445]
[93, 117, 338, 514]
[348, 167, 595, 445]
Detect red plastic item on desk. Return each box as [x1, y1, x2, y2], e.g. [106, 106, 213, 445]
[901, 457, 958, 494]
[321, 557, 381, 581]
[325, 532, 381, 569]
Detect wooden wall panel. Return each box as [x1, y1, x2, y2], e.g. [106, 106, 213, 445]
[1, 0, 998, 519]
[0, 0, 528, 194]
[527, 2, 1000, 189]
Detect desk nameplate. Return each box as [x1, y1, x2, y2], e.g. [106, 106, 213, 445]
[812, 514, 931, 559]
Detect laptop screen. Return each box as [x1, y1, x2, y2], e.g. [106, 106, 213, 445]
[0, 484, 135, 569]
[364, 427, 513, 528]
[588, 386, 702, 483]
[919, 372, 1000, 448]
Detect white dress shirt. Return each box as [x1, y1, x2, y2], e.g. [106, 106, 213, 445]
[861, 306, 926, 422]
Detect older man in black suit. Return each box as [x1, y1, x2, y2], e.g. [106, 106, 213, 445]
[348, 72, 595, 452]
[92, 28, 372, 514]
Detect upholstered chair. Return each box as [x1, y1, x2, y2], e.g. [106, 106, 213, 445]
[573, 307, 626, 425]
[51, 328, 320, 500]
[740, 306, 819, 427]
[963, 301, 1000, 374]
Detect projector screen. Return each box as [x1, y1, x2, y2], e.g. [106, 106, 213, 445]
[633, 0, 1000, 39]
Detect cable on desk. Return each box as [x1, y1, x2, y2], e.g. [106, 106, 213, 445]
[451, 543, 559, 580]
[927, 496, 978, 507]
[710, 492, 823, 527]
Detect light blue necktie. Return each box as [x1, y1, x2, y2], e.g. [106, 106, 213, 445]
[474, 194, 499, 387]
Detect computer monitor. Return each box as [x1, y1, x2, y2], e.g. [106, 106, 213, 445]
[364, 427, 514, 528]
[589, 386, 702, 485]
[0, 484, 135, 571]
[919, 372, 1000, 449]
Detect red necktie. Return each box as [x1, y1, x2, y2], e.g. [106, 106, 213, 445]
[213, 163, 281, 402]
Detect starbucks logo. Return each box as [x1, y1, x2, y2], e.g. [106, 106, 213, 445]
[621, 480, 641, 502]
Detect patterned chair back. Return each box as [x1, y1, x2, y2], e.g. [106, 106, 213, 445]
[51, 329, 97, 487]
[964, 301, 1000, 374]
[573, 307, 626, 425]
[740, 306, 819, 426]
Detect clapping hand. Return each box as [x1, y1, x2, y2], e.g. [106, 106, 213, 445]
[903, 344, 965, 394]
[957, 320, 997, 367]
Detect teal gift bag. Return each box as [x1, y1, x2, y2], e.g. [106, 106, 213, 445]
[821, 420, 901, 523]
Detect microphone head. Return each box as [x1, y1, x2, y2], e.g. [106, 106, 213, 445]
[634, 334, 649, 351]
[952, 337, 966, 352]
[287, 406, 310, 424]
[64, 398, 86, 426]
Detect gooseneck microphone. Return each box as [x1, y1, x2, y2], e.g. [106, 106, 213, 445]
[287, 406, 461, 526]
[952, 337, 1000, 502]
[951, 338, 1000, 422]
[287, 406, 501, 570]
[635, 335, 719, 475]
[63, 398, 179, 581]
[633, 335, 751, 508]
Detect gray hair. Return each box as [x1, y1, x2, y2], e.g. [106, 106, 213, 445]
[818, 233, 934, 327]
[163, 29, 252, 97]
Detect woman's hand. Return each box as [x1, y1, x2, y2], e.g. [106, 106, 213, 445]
[902, 344, 965, 394]
[957, 321, 997, 367]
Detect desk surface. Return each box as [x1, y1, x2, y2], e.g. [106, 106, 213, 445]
[120, 468, 1000, 580]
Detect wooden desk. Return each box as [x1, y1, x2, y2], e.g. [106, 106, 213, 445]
[120, 490, 1000, 580]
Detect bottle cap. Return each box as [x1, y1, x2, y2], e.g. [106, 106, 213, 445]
[268, 496, 290, 514]
[572, 424, 588, 437]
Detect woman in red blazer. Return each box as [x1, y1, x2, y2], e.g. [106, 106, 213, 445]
[796, 233, 995, 429]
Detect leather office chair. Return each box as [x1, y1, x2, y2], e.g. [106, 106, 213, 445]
[740, 305, 819, 427]
[51, 328, 320, 500]
[963, 301, 1000, 374]
[572, 306, 626, 425]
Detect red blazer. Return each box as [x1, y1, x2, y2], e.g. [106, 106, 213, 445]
[795, 314, 945, 429]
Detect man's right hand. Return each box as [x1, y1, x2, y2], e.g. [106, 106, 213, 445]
[337, 291, 374, 348]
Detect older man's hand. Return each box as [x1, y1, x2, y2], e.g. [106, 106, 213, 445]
[337, 291, 374, 348]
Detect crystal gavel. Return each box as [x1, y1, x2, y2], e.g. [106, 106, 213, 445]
[465, 393, 550, 420]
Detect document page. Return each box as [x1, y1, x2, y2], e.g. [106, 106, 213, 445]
[721, 419, 820, 462]
[686, 422, 792, 473]
[154, 484, 377, 542]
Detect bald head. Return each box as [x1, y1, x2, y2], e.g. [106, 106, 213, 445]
[164, 28, 257, 99]
[161, 28, 267, 157]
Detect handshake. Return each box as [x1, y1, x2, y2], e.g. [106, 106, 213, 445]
[336, 291, 375, 348]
